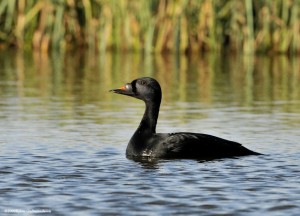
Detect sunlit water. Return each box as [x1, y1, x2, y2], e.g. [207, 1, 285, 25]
[0, 50, 300, 215]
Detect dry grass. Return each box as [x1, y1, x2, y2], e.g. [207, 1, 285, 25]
[0, 0, 299, 54]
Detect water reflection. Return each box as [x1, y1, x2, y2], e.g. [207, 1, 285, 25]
[0, 50, 299, 134]
[133, 158, 218, 170]
[1, 50, 300, 215]
[0, 50, 299, 106]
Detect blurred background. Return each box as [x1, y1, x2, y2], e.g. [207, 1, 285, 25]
[1, 0, 299, 145]
[0, 0, 300, 125]
[0, 0, 299, 100]
[0, 0, 299, 54]
[1, 2, 300, 215]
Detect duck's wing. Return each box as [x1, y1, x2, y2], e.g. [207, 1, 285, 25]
[158, 132, 259, 159]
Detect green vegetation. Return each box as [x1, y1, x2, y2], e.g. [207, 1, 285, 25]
[0, 0, 299, 54]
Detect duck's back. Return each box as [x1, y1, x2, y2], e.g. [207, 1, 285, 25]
[144, 132, 260, 159]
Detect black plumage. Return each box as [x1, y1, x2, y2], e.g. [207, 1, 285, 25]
[110, 77, 260, 160]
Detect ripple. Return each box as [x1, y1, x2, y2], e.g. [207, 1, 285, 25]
[1, 89, 300, 216]
[268, 205, 299, 211]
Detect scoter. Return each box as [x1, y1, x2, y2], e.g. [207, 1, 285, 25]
[110, 77, 260, 160]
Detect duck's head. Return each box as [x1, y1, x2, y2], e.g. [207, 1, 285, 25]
[110, 77, 162, 103]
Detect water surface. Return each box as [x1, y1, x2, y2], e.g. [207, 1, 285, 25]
[0, 50, 300, 215]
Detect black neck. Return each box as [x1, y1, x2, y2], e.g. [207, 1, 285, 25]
[137, 101, 160, 134]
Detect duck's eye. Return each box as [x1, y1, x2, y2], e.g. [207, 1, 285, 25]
[140, 80, 147, 85]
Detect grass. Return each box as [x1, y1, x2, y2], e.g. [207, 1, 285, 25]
[0, 0, 299, 54]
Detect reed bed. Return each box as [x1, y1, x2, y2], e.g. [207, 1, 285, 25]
[0, 0, 299, 54]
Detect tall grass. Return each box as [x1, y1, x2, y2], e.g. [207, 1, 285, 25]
[0, 0, 299, 54]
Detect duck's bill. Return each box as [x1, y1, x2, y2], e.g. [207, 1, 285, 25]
[109, 83, 134, 97]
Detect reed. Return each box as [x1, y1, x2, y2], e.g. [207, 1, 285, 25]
[0, 0, 299, 54]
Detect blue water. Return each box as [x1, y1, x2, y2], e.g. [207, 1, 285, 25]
[0, 52, 300, 215]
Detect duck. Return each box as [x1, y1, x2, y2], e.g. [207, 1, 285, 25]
[110, 77, 260, 160]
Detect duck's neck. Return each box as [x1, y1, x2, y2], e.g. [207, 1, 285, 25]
[137, 101, 160, 135]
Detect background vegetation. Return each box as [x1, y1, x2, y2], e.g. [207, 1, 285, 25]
[0, 0, 299, 54]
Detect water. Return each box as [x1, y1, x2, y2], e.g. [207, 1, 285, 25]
[0, 50, 300, 215]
